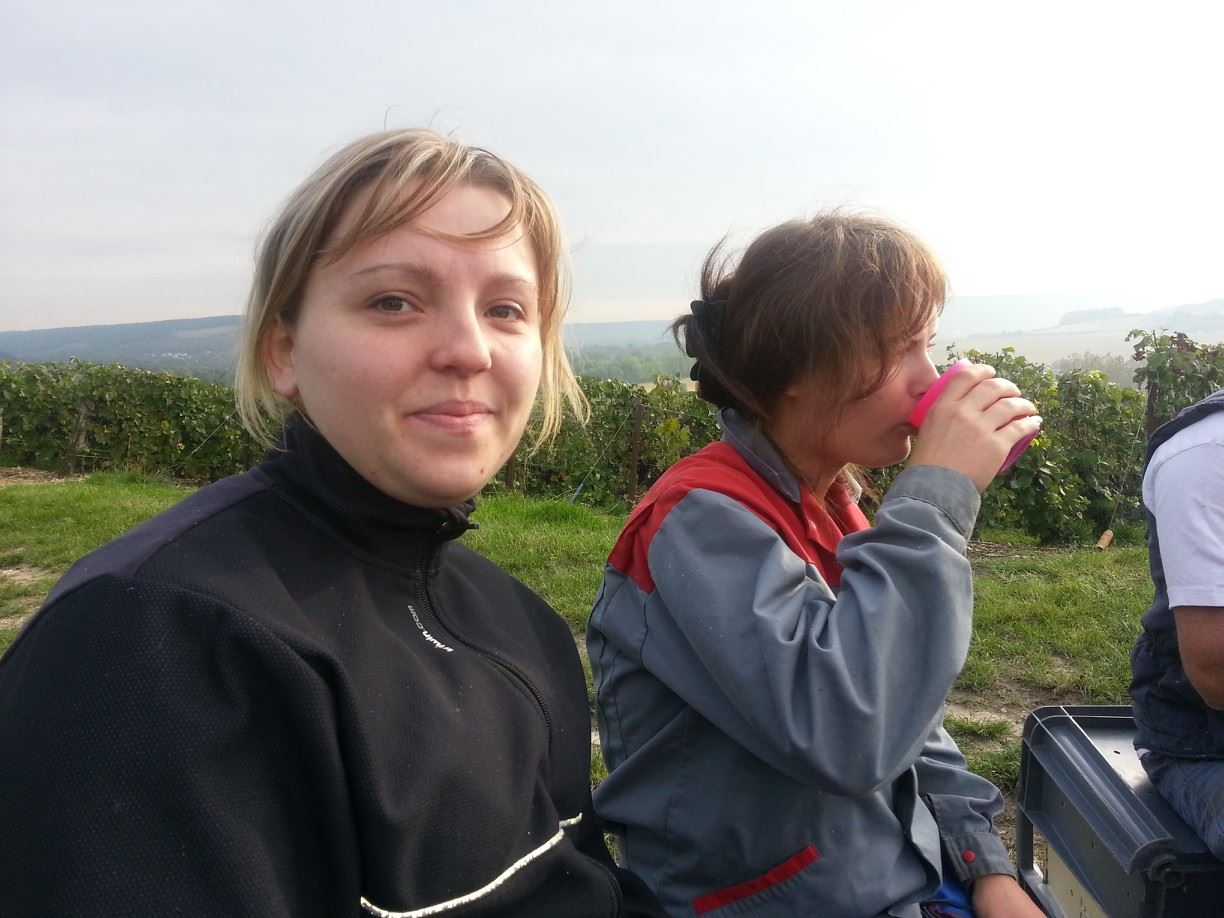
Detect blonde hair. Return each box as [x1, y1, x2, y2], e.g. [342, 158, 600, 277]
[235, 128, 585, 447]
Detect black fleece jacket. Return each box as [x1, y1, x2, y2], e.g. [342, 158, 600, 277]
[0, 422, 660, 917]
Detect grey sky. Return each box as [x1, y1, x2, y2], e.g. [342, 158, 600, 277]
[1, 0, 1220, 332]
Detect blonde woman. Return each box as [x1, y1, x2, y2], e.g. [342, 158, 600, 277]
[0, 130, 660, 917]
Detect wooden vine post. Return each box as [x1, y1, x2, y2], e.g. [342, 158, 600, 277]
[503, 449, 519, 492]
[626, 398, 644, 504]
[67, 400, 90, 474]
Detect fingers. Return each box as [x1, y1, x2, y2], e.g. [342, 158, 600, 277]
[939, 362, 997, 399]
[907, 362, 1042, 492]
[932, 364, 1029, 421]
[954, 372, 1021, 409]
[984, 396, 1038, 431]
[1002, 412, 1043, 439]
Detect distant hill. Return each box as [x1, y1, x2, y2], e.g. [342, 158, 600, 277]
[937, 294, 1140, 337]
[949, 298, 1224, 364]
[564, 320, 673, 348]
[0, 314, 678, 369]
[1, 299, 1221, 381]
[0, 315, 242, 380]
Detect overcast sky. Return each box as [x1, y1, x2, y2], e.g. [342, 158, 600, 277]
[1, 0, 1220, 333]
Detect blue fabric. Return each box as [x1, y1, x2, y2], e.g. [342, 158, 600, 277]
[920, 875, 974, 917]
[919, 849, 975, 917]
[1141, 751, 1224, 861]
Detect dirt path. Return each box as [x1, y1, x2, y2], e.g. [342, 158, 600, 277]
[0, 564, 53, 630]
[0, 466, 82, 487]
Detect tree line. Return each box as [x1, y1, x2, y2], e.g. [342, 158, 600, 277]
[2, 330, 1222, 543]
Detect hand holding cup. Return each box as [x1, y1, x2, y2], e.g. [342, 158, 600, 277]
[907, 359, 1041, 492]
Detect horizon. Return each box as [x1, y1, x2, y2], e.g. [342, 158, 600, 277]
[2, 294, 1224, 345]
[2, 293, 1222, 339]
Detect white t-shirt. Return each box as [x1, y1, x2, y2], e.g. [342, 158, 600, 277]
[1143, 410, 1224, 608]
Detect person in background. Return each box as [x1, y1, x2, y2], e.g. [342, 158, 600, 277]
[1130, 388, 1224, 861]
[0, 129, 660, 917]
[588, 213, 1045, 916]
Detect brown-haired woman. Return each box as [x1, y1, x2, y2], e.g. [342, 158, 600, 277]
[0, 130, 661, 917]
[588, 213, 1044, 916]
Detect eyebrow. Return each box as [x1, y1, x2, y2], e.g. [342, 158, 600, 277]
[346, 262, 537, 291]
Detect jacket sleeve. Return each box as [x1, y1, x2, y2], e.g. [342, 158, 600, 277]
[569, 793, 666, 917]
[0, 574, 353, 917]
[626, 464, 979, 794]
[913, 721, 1016, 883]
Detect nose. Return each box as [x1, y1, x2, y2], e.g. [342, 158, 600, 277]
[912, 351, 940, 397]
[430, 305, 493, 376]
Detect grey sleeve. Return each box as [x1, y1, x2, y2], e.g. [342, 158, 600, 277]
[913, 722, 1015, 882]
[639, 464, 980, 794]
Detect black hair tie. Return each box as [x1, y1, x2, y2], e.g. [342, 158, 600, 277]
[686, 298, 726, 382]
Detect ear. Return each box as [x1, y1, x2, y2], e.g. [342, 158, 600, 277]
[781, 379, 807, 403]
[778, 374, 821, 419]
[262, 317, 299, 399]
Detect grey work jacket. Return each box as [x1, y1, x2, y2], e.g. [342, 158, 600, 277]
[588, 410, 1012, 917]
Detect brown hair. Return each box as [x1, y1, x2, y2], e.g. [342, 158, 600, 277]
[674, 211, 946, 427]
[236, 128, 584, 447]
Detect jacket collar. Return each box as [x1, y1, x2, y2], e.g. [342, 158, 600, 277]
[718, 407, 862, 506]
[718, 408, 803, 503]
[259, 416, 475, 569]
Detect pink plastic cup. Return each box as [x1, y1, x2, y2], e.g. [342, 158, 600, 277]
[908, 358, 1038, 473]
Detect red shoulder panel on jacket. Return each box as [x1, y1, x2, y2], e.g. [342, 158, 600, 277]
[608, 442, 835, 593]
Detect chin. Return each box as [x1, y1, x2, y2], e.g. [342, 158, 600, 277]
[876, 442, 913, 469]
[419, 480, 483, 508]
[372, 469, 482, 508]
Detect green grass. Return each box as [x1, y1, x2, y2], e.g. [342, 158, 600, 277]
[959, 546, 1149, 703]
[975, 527, 1041, 547]
[1, 574, 57, 653]
[0, 472, 190, 644]
[945, 714, 1011, 741]
[465, 494, 624, 706]
[947, 544, 1151, 786]
[465, 494, 623, 634]
[0, 472, 190, 571]
[0, 473, 1153, 797]
[965, 744, 1023, 792]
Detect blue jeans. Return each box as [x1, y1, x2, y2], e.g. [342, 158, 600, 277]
[919, 851, 975, 918]
[1141, 750, 1224, 861]
[919, 877, 974, 917]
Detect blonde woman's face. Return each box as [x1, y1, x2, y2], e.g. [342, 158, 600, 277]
[265, 184, 543, 507]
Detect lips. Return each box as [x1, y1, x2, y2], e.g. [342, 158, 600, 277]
[409, 400, 495, 432]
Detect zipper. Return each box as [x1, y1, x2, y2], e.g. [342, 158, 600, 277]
[415, 542, 555, 760]
[415, 539, 620, 911]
